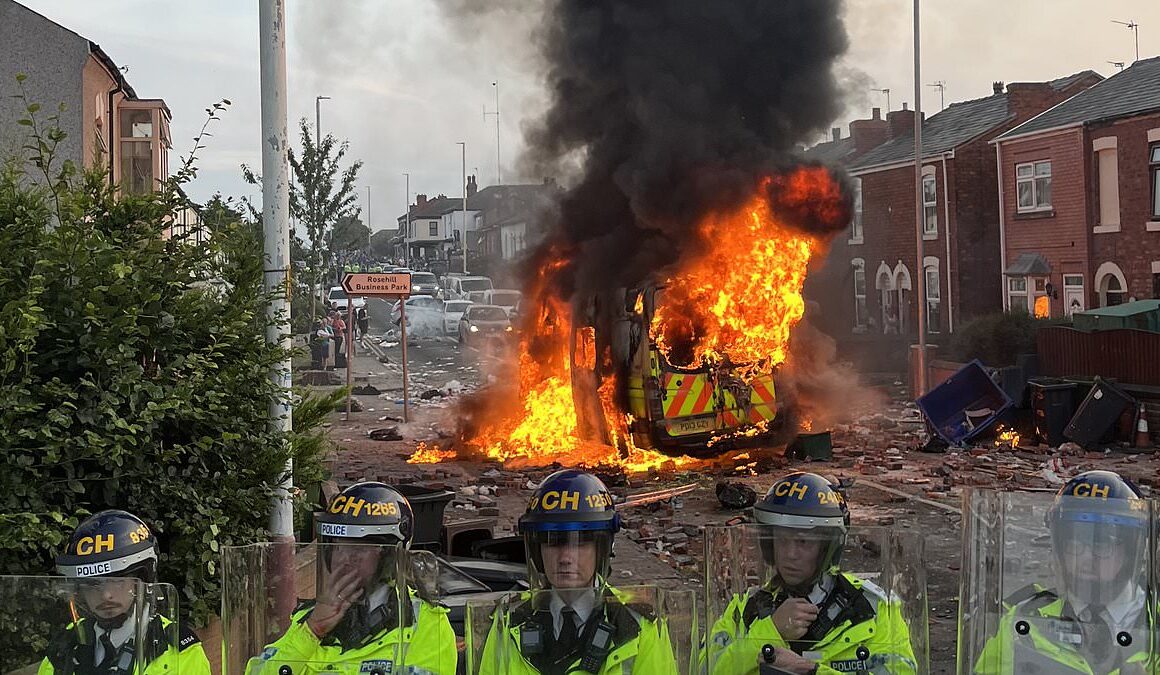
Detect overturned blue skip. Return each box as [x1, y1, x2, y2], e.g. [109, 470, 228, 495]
[916, 359, 1014, 446]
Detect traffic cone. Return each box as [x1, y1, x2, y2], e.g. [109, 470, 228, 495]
[1135, 403, 1152, 449]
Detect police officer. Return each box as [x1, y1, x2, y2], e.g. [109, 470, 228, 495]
[256, 482, 455, 674]
[973, 470, 1152, 674]
[706, 472, 917, 675]
[479, 469, 678, 674]
[42, 510, 211, 675]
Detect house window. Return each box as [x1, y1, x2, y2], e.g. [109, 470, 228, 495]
[924, 262, 940, 332]
[1096, 145, 1120, 229]
[1016, 161, 1052, 212]
[121, 109, 153, 138]
[1008, 277, 1028, 312]
[1063, 274, 1085, 316]
[428, 221, 438, 237]
[852, 259, 868, 331]
[850, 178, 863, 242]
[120, 140, 153, 195]
[922, 174, 937, 236]
[1150, 144, 1160, 219]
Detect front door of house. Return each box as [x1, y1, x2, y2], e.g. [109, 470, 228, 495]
[1063, 274, 1085, 316]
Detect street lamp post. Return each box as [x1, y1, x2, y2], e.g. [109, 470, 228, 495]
[457, 142, 467, 274]
[315, 95, 330, 149]
[403, 172, 410, 267]
[912, 0, 928, 396]
[484, 81, 501, 184]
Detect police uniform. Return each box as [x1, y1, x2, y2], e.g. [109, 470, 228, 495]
[40, 510, 211, 675]
[973, 471, 1154, 675]
[705, 473, 917, 675]
[254, 482, 456, 675]
[479, 470, 678, 675]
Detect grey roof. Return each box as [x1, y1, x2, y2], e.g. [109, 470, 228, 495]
[801, 136, 856, 165]
[405, 196, 458, 219]
[467, 183, 558, 210]
[1004, 253, 1051, 276]
[850, 95, 1011, 171]
[997, 57, 1160, 140]
[849, 70, 1102, 171]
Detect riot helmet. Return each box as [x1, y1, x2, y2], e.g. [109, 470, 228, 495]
[1046, 470, 1148, 607]
[754, 472, 850, 592]
[55, 510, 158, 629]
[518, 470, 620, 591]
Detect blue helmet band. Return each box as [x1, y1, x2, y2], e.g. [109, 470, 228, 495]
[519, 516, 620, 533]
[1056, 511, 1147, 528]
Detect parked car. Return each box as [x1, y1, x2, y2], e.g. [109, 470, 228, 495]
[484, 289, 522, 316]
[326, 286, 366, 313]
[442, 300, 473, 335]
[458, 305, 512, 347]
[445, 275, 494, 302]
[409, 271, 440, 297]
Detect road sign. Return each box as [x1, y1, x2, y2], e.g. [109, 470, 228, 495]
[342, 272, 411, 297]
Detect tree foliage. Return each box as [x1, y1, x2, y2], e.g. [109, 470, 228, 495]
[0, 85, 331, 632]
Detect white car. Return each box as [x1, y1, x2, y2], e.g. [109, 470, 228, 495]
[326, 286, 366, 314]
[457, 304, 513, 347]
[409, 271, 441, 297]
[485, 289, 521, 316]
[390, 295, 444, 324]
[442, 300, 473, 335]
[445, 275, 493, 302]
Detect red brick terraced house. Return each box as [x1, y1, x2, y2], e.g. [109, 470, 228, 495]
[804, 72, 1102, 368]
[993, 56, 1160, 317]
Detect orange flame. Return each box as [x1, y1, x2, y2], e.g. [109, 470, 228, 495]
[421, 167, 843, 472]
[407, 442, 456, 464]
[652, 173, 821, 378]
[994, 425, 1020, 448]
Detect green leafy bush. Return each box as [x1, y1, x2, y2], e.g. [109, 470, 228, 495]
[946, 311, 1065, 367]
[0, 91, 330, 631]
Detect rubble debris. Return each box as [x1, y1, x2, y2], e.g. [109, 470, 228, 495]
[715, 481, 757, 510]
[368, 427, 403, 441]
[352, 384, 381, 396]
[419, 389, 445, 400]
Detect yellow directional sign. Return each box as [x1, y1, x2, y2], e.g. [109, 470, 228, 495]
[341, 272, 411, 297]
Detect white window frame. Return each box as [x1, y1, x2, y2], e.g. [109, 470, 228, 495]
[1016, 161, 1052, 213]
[852, 258, 868, 332]
[1007, 276, 1028, 313]
[848, 178, 863, 244]
[428, 220, 439, 237]
[923, 256, 940, 333]
[922, 171, 938, 238]
[1150, 142, 1160, 223]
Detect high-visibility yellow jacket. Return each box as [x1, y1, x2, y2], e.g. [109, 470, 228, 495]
[973, 589, 1153, 675]
[38, 615, 210, 675]
[248, 593, 455, 675]
[705, 571, 918, 675]
[478, 586, 677, 675]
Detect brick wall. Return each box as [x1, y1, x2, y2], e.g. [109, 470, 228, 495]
[1089, 113, 1160, 301]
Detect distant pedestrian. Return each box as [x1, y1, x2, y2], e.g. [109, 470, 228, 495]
[330, 311, 347, 368]
[316, 316, 332, 369]
[357, 305, 370, 339]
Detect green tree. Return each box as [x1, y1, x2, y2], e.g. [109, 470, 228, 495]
[247, 119, 364, 325]
[332, 214, 370, 254]
[369, 228, 396, 258]
[0, 86, 333, 645]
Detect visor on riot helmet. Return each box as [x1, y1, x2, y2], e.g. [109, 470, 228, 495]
[518, 470, 620, 589]
[1046, 471, 1148, 605]
[753, 473, 850, 589]
[316, 481, 415, 547]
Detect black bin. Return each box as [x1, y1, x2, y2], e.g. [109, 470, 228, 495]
[1028, 378, 1077, 447]
[394, 484, 456, 550]
[1063, 376, 1135, 449]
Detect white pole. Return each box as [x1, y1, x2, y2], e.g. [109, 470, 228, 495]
[912, 0, 928, 395]
[459, 141, 468, 274]
[260, 0, 293, 541]
[493, 82, 501, 184]
[403, 172, 410, 267]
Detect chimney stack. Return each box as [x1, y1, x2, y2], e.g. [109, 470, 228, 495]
[887, 106, 917, 139]
[467, 175, 478, 197]
[993, 81, 1005, 95]
[416, 194, 428, 206]
[831, 127, 841, 142]
[850, 108, 890, 154]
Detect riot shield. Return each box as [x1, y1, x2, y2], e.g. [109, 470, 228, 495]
[0, 575, 178, 675]
[221, 542, 447, 675]
[703, 524, 928, 675]
[464, 584, 697, 674]
[958, 489, 1156, 675]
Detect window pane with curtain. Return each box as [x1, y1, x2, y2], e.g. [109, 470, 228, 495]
[922, 175, 937, 235]
[853, 263, 867, 329]
[851, 178, 863, 239]
[119, 140, 153, 195]
[1016, 163, 1034, 209]
[925, 266, 940, 331]
[1151, 144, 1160, 218]
[1034, 161, 1052, 207]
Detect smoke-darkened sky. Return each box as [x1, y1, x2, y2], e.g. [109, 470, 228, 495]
[14, 0, 1160, 229]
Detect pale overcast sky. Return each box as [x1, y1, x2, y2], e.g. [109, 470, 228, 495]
[16, 0, 1159, 231]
